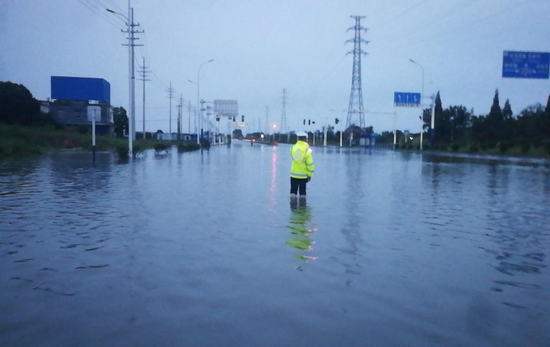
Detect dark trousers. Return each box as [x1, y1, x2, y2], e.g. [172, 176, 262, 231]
[290, 177, 307, 195]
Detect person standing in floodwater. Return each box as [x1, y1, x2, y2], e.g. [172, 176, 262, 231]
[290, 131, 314, 197]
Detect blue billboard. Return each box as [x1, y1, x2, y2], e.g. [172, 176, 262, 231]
[51, 76, 111, 103]
[502, 51, 549, 79]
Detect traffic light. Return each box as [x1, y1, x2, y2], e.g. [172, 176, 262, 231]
[216, 115, 220, 122]
[335, 118, 339, 124]
[303, 119, 306, 125]
[233, 116, 236, 122]
[308, 120, 311, 125]
[241, 115, 244, 122]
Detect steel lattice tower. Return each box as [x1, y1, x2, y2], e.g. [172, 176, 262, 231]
[345, 15, 368, 129]
[280, 88, 288, 133]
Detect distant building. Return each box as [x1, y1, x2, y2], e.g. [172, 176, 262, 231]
[39, 100, 50, 114]
[155, 132, 196, 141]
[49, 76, 114, 135]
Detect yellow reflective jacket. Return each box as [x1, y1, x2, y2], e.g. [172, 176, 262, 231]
[290, 141, 314, 179]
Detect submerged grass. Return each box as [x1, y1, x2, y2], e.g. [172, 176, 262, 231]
[0, 123, 199, 159]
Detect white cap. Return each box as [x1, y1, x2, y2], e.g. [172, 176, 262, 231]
[296, 131, 308, 137]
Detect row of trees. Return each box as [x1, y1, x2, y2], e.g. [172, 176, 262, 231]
[418, 90, 550, 147]
[0, 81, 57, 126]
[0, 81, 133, 135]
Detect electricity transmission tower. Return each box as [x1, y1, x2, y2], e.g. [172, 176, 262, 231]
[265, 106, 269, 134]
[345, 15, 368, 129]
[281, 88, 288, 134]
[137, 57, 150, 139]
[167, 82, 174, 134]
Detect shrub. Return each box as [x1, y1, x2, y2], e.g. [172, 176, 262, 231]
[154, 143, 169, 153]
[498, 141, 510, 153]
[177, 143, 200, 152]
[133, 145, 144, 157]
[469, 144, 479, 153]
[542, 140, 550, 155]
[116, 146, 129, 159]
[521, 143, 531, 154]
[437, 144, 448, 151]
[201, 140, 211, 149]
[77, 125, 88, 134]
[451, 143, 460, 152]
[406, 144, 413, 150]
[480, 142, 496, 151]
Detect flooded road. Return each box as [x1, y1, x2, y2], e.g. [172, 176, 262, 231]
[1, 143, 549, 346]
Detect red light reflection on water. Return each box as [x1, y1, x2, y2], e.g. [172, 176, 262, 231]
[270, 149, 277, 193]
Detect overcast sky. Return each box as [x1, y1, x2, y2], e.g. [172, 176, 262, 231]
[1, 0, 549, 134]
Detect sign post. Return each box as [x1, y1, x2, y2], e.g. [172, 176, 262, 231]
[87, 106, 101, 163]
[394, 92, 422, 149]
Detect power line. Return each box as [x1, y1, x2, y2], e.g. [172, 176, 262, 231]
[374, 1, 479, 45]
[104, 0, 126, 14]
[380, 1, 529, 52]
[376, 0, 432, 29]
[78, 0, 125, 30]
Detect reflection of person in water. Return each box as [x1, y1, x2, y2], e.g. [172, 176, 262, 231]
[286, 197, 317, 268]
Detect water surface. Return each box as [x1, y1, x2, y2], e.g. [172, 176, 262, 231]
[1, 143, 549, 346]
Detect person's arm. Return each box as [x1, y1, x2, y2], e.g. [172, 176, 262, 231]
[305, 149, 314, 179]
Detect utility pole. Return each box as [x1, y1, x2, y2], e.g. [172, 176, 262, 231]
[168, 81, 174, 135]
[109, 2, 143, 155]
[345, 15, 368, 129]
[430, 94, 436, 144]
[188, 101, 192, 134]
[137, 56, 150, 139]
[177, 94, 183, 140]
[281, 88, 288, 141]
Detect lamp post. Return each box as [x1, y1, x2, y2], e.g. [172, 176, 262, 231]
[188, 79, 199, 143]
[197, 59, 213, 143]
[409, 59, 424, 150]
[107, 6, 139, 156]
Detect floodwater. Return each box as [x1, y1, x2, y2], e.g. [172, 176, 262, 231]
[1, 142, 549, 346]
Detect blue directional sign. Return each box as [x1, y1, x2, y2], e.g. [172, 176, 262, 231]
[394, 92, 421, 107]
[502, 51, 549, 79]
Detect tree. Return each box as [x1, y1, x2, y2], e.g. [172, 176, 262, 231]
[232, 129, 244, 139]
[0, 81, 40, 125]
[502, 99, 513, 119]
[364, 126, 374, 136]
[112, 107, 128, 138]
[435, 91, 443, 118]
[345, 124, 364, 137]
[489, 89, 502, 120]
[482, 89, 504, 142]
[431, 91, 443, 144]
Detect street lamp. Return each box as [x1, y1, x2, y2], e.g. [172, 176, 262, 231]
[409, 58, 424, 150]
[197, 59, 214, 144]
[107, 6, 137, 156]
[188, 79, 199, 143]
